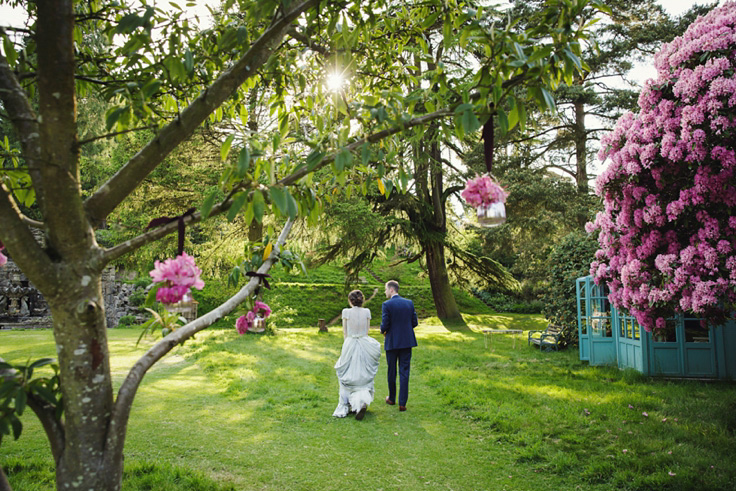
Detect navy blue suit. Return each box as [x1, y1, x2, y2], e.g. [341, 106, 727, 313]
[381, 294, 418, 406]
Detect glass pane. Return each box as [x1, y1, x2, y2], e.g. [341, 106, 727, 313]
[685, 318, 709, 343]
[579, 299, 587, 317]
[653, 318, 678, 343]
[581, 317, 588, 335]
[620, 316, 626, 337]
[633, 319, 640, 340]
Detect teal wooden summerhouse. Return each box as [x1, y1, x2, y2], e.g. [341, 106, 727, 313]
[576, 276, 736, 379]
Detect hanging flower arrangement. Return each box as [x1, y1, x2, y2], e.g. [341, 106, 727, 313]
[236, 300, 272, 334]
[461, 174, 508, 227]
[0, 241, 7, 267]
[149, 252, 205, 305]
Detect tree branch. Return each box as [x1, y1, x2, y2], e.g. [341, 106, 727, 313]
[104, 218, 294, 474]
[0, 35, 44, 199]
[101, 106, 456, 264]
[26, 393, 65, 462]
[0, 357, 64, 464]
[278, 108, 454, 187]
[76, 125, 158, 147]
[83, 0, 319, 227]
[0, 183, 56, 292]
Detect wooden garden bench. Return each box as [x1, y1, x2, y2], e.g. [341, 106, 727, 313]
[528, 324, 564, 351]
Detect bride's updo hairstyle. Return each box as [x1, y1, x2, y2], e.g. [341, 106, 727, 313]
[348, 290, 364, 307]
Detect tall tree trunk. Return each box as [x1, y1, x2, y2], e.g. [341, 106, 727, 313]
[50, 270, 120, 490]
[425, 239, 461, 321]
[423, 138, 461, 322]
[573, 98, 589, 226]
[573, 98, 588, 194]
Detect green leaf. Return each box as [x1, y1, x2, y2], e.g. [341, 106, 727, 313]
[10, 416, 22, 440]
[527, 45, 553, 64]
[28, 358, 54, 370]
[461, 109, 481, 134]
[15, 390, 26, 416]
[335, 149, 352, 172]
[496, 109, 509, 136]
[199, 189, 218, 220]
[278, 114, 289, 140]
[454, 103, 474, 115]
[183, 50, 194, 74]
[306, 150, 326, 171]
[226, 192, 248, 222]
[144, 283, 162, 308]
[244, 201, 254, 226]
[507, 98, 519, 132]
[141, 79, 162, 98]
[252, 190, 265, 223]
[286, 191, 298, 219]
[269, 186, 288, 214]
[540, 87, 557, 113]
[361, 143, 371, 165]
[105, 106, 128, 131]
[3, 34, 17, 67]
[236, 147, 251, 177]
[220, 134, 235, 162]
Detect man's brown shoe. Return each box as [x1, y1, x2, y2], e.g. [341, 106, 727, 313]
[385, 397, 395, 405]
[399, 406, 407, 412]
[356, 404, 367, 421]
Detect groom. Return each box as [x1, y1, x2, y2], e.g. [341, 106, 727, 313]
[380, 280, 418, 412]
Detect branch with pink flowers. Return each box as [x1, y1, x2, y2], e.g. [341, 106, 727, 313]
[107, 218, 294, 468]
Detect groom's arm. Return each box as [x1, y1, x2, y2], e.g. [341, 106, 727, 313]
[381, 303, 389, 335]
[411, 302, 418, 328]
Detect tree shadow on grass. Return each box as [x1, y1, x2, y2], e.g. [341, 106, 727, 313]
[439, 316, 471, 332]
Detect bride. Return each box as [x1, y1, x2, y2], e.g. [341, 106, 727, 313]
[332, 290, 381, 420]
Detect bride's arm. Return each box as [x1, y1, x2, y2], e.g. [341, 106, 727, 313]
[342, 317, 348, 339]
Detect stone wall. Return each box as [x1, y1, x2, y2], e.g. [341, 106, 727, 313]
[0, 247, 142, 329]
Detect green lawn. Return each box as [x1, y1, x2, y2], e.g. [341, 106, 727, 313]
[2, 319, 735, 490]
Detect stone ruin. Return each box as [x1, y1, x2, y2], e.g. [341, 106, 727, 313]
[0, 235, 143, 330]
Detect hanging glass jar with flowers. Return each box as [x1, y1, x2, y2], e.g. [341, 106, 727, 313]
[460, 174, 508, 227]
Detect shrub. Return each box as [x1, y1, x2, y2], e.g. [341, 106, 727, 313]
[472, 289, 544, 314]
[128, 289, 146, 307]
[540, 231, 599, 345]
[117, 315, 137, 327]
[588, 3, 736, 331]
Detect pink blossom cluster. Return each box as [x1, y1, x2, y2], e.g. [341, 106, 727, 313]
[0, 243, 6, 267]
[587, 2, 736, 331]
[236, 300, 272, 334]
[461, 174, 508, 207]
[149, 252, 205, 305]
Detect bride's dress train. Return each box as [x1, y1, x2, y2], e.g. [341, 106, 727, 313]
[332, 306, 381, 417]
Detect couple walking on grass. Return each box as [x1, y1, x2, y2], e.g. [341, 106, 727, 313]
[332, 280, 418, 420]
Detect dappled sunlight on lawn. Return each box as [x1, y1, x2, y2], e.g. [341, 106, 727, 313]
[462, 313, 547, 331]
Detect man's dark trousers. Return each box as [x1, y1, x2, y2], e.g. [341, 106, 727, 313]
[386, 347, 412, 406]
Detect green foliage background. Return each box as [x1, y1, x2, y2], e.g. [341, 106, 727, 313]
[540, 231, 600, 344]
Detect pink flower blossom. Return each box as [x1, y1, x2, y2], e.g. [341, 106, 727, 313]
[461, 175, 508, 207]
[591, 2, 736, 330]
[253, 300, 272, 318]
[150, 252, 205, 305]
[236, 311, 256, 335]
[0, 245, 6, 267]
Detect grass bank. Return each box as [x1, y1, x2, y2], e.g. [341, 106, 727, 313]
[1, 321, 735, 490]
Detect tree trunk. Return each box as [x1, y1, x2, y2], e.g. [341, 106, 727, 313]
[0, 462, 11, 491]
[50, 271, 120, 491]
[573, 98, 588, 194]
[425, 240, 461, 321]
[573, 98, 589, 227]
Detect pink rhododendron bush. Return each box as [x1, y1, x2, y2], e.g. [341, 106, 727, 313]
[587, 2, 736, 332]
